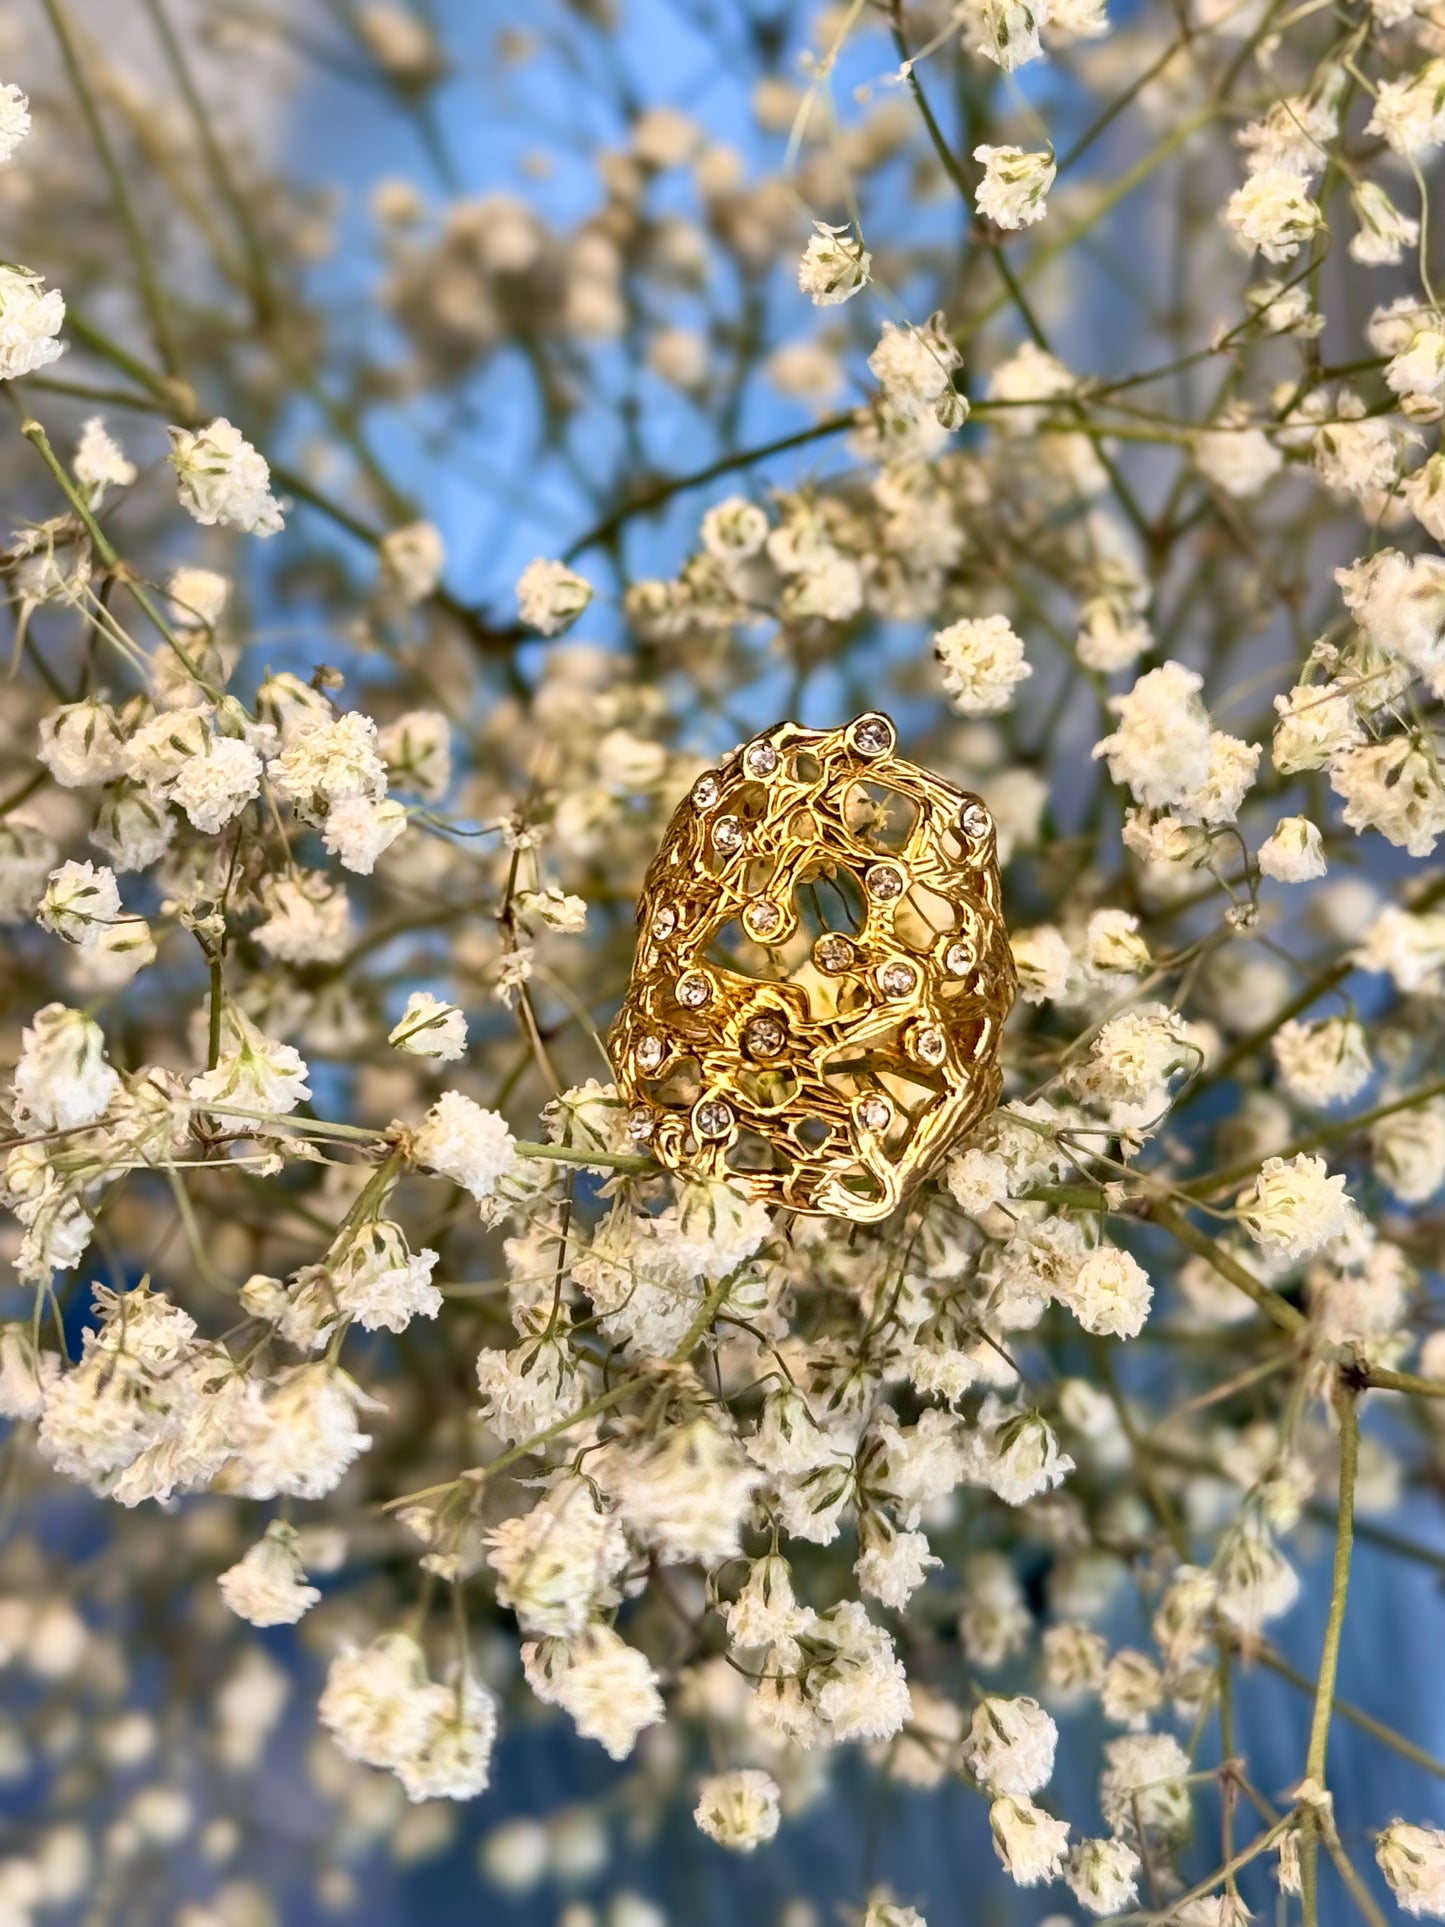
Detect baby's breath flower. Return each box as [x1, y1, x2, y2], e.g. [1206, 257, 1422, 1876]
[1237, 1153, 1354, 1261]
[168, 418, 284, 536]
[190, 1007, 311, 1118]
[934, 614, 1032, 715]
[378, 709, 451, 801]
[1271, 1016, 1371, 1107]
[1259, 815, 1326, 882]
[169, 735, 262, 833]
[517, 557, 592, 635]
[1067, 1838, 1140, 1915]
[1010, 924, 1071, 1003]
[218, 1522, 321, 1628]
[1378, 1821, 1445, 1918]
[37, 859, 120, 949]
[389, 990, 467, 1060]
[973, 145, 1055, 228]
[969, 0, 1051, 71]
[73, 418, 135, 506]
[1093, 661, 1212, 808]
[378, 520, 444, 602]
[412, 1091, 517, 1204]
[321, 794, 408, 874]
[1224, 168, 1323, 262]
[1055, 1246, 1153, 1339]
[522, 1624, 664, 1760]
[693, 1769, 781, 1851]
[989, 1795, 1069, 1884]
[0, 265, 65, 380]
[1100, 1732, 1192, 1840]
[0, 83, 30, 163]
[1366, 64, 1445, 157]
[798, 222, 871, 305]
[12, 1004, 118, 1131]
[961, 1696, 1057, 1797]
[1351, 181, 1420, 266]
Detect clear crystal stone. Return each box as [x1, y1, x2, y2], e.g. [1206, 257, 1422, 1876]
[960, 802, 992, 839]
[713, 815, 744, 854]
[914, 1024, 947, 1064]
[651, 907, 677, 942]
[945, 940, 972, 976]
[852, 714, 894, 757]
[744, 741, 779, 776]
[745, 1013, 786, 1057]
[676, 972, 711, 1009]
[814, 934, 854, 973]
[692, 773, 721, 809]
[636, 1034, 664, 1072]
[879, 961, 917, 998]
[695, 1098, 733, 1138]
[865, 863, 904, 901]
[857, 1094, 891, 1131]
[746, 898, 783, 936]
[627, 1107, 655, 1141]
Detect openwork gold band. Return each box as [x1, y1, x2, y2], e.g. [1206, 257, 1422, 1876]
[610, 712, 1016, 1222]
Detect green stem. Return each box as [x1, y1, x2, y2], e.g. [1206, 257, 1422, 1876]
[39, 0, 186, 380]
[1149, 1199, 1305, 1333]
[1300, 1393, 1359, 1927]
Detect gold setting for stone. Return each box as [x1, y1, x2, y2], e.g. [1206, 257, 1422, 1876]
[610, 713, 1016, 1222]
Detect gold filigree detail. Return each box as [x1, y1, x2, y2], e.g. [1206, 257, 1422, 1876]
[610, 713, 1016, 1222]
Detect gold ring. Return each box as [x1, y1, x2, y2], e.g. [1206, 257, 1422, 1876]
[611, 713, 1016, 1222]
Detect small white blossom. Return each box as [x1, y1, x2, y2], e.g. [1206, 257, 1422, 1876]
[1225, 168, 1323, 263]
[934, 614, 1032, 715]
[1351, 181, 1420, 265]
[169, 735, 262, 833]
[693, 1769, 781, 1852]
[1238, 1154, 1354, 1261]
[1259, 815, 1326, 882]
[12, 1005, 119, 1131]
[389, 990, 467, 1060]
[1067, 1838, 1141, 1915]
[867, 319, 962, 420]
[522, 1624, 664, 1760]
[379, 520, 444, 602]
[974, 145, 1055, 228]
[0, 265, 65, 380]
[989, 1795, 1069, 1884]
[218, 1522, 321, 1627]
[189, 1007, 312, 1118]
[962, 1696, 1058, 1797]
[517, 558, 593, 635]
[322, 794, 408, 874]
[1011, 925, 1071, 1003]
[1094, 662, 1212, 808]
[1055, 1246, 1153, 1338]
[168, 418, 284, 536]
[1100, 1732, 1192, 1839]
[73, 418, 136, 505]
[1366, 64, 1445, 158]
[378, 709, 451, 801]
[1271, 1017, 1372, 1107]
[971, 0, 1052, 71]
[412, 1091, 517, 1204]
[38, 859, 121, 949]
[0, 82, 30, 163]
[1378, 1821, 1445, 1918]
[798, 222, 871, 305]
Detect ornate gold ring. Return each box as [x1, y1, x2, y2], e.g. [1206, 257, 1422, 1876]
[611, 713, 1015, 1221]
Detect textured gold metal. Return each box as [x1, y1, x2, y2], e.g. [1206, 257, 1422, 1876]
[610, 714, 1016, 1222]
